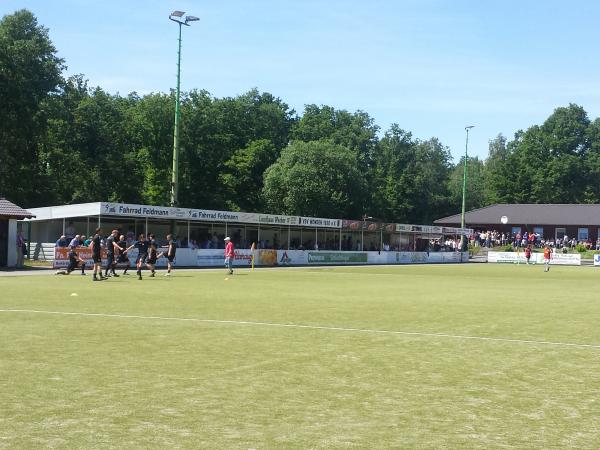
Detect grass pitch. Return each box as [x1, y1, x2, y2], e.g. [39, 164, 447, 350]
[1, 264, 600, 449]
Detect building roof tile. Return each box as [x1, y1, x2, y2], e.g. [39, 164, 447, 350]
[0, 198, 35, 219]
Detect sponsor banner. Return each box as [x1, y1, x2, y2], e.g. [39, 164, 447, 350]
[195, 249, 255, 267]
[547, 253, 581, 265]
[101, 202, 304, 227]
[299, 217, 341, 228]
[307, 252, 368, 264]
[595, 254, 600, 266]
[256, 214, 299, 226]
[257, 250, 278, 266]
[487, 251, 581, 265]
[487, 252, 528, 264]
[191, 250, 466, 266]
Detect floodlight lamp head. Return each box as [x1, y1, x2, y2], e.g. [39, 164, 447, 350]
[185, 15, 200, 23]
[170, 10, 185, 17]
[465, 125, 475, 131]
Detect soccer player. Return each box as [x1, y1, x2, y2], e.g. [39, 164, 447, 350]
[104, 229, 121, 278]
[55, 247, 86, 275]
[129, 233, 149, 280]
[224, 236, 234, 275]
[164, 233, 176, 276]
[524, 245, 532, 265]
[90, 227, 106, 281]
[543, 245, 553, 272]
[146, 233, 158, 277]
[116, 234, 131, 275]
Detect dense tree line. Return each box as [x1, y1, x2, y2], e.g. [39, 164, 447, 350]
[3, 10, 600, 224]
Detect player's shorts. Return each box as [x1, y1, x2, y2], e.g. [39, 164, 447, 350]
[544, 258, 551, 263]
[106, 252, 115, 264]
[92, 253, 101, 263]
[117, 254, 129, 264]
[67, 261, 79, 272]
[136, 253, 148, 264]
[167, 254, 175, 262]
[147, 255, 157, 265]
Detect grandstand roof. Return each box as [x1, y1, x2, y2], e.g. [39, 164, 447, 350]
[434, 204, 600, 226]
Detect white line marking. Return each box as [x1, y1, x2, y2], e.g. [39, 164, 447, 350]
[1, 308, 600, 350]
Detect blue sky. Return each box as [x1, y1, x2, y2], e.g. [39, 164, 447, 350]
[4, 0, 600, 161]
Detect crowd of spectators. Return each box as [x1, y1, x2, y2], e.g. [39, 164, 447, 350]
[470, 229, 600, 251]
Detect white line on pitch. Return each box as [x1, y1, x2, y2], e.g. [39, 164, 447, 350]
[1, 308, 600, 350]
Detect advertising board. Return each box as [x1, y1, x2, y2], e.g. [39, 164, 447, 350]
[487, 251, 581, 266]
[54, 248, 469, 268]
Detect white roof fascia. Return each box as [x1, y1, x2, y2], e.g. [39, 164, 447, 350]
[23, 202, 102, 221]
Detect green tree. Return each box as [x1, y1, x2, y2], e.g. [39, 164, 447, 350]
[371, 125, 452, 223]
[125, 92, 174, 205]
[220, 139, 277, 212]
[262, 140, 366, 218]
[584, 118, 600, 202]
[179, 89, 295, 209]
[40, 74, 91, 204]
[291, 105, 379, 167]
[483, 134, 514, 204]
[0, 9, 64, 205]
[448, 156, 486, 213]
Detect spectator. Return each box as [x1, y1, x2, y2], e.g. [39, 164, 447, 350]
[16, 230, 26, 268]
[69, 235, 81, 248]
[65, 222, 76, 238]
[55, 235, 69, 247]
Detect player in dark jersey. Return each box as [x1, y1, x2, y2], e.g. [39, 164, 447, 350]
[104, 229, 121, 278]
[146, 233, 158, 277]
[129, 233, 149, 280]
[164, 233, 176, 276]
[90, 227, 106, 281]
[55, 247, 86, 275]
[116, 234, 131, 275]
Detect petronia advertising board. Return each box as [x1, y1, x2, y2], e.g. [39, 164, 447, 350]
[487, 251, 581, 265]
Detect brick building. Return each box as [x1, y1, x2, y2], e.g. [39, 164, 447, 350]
[434, 204, 600, 243]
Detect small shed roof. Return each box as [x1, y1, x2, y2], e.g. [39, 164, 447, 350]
[434, 204, 600, 226]
[0, 198, 35, 219]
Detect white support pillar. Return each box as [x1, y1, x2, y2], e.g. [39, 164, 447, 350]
[187, 221, 190, 243]
[7, 219, 17, 267]
[62, 218, 66, 235]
